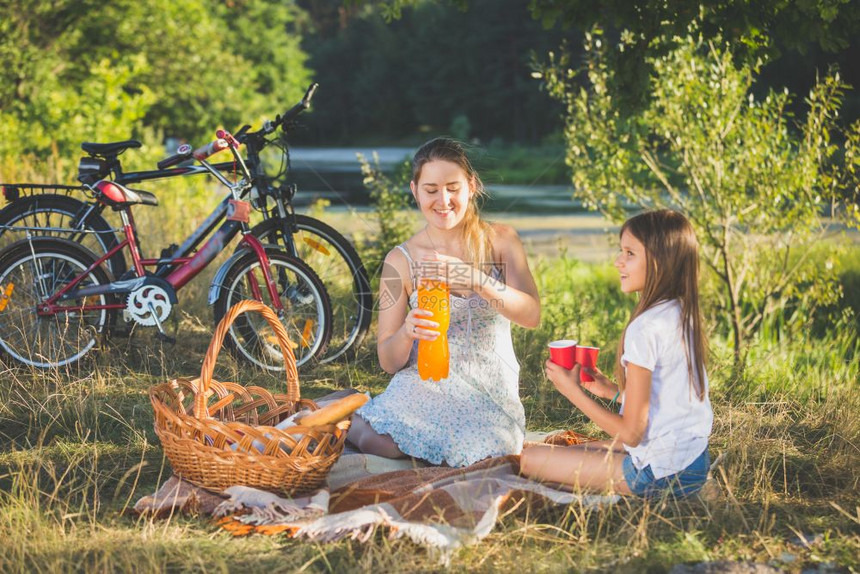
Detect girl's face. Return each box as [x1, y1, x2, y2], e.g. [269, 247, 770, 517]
[410, 160, 473, 230]
[615, 230, 647, 293]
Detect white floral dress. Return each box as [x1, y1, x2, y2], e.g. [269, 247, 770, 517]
[357, 245, 525, 467]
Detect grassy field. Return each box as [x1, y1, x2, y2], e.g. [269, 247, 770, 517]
[0, 206, 858, 572]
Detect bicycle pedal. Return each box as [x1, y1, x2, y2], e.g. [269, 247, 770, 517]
[156, 332, 176, 345]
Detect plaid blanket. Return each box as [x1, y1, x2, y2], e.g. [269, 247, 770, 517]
[134, 431, 617, 558]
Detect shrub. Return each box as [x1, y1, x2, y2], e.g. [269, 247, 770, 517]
[540, 26, 860, 369]
[354, 153, 416, 282]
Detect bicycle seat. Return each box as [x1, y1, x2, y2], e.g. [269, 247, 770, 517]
[81, 140, 142, 156]
[93, 181, 158, 209]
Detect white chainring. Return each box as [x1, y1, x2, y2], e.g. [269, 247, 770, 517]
[125, 285, 172, 326]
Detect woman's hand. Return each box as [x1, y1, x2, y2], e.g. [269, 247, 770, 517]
[404, 308, 439, 341]
[420, 252, 485, 295]
[545, 360, 585, 402]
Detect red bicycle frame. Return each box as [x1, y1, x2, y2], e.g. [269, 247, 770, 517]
[36, 198, 283, 317]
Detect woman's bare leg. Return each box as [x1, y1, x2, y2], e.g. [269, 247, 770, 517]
[520, 443, 632, 495]
[346, 414, 406, 459]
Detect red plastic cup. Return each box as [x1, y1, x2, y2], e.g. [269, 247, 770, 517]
[548, 340, 578, 369]
[575, 346, 600, 382]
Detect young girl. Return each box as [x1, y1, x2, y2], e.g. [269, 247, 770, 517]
[520, 209, 712, 497]
[347, 137, 541, 467]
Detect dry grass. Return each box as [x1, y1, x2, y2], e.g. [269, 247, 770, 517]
[0, 306, 857, 573]
[0, 183, 857, 571]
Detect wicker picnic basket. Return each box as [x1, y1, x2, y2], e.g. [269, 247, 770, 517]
[150, 300, 350, 496]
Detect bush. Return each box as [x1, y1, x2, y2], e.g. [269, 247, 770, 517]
[540, 26, 860, 369]
[354, 153, 416, 283]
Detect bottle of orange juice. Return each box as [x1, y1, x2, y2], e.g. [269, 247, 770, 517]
[417, 279, 450, 381]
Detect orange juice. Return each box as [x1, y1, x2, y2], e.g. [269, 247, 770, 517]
[417, 280, 450, 381]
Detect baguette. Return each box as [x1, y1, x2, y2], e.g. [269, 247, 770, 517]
[296, 393, 369, 427]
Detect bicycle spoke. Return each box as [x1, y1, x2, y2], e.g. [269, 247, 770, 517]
[215, 252, 330, 370]
[0, 240, 110, 368]
[249, 216, 370, 363]
[0, 196, 126, 277]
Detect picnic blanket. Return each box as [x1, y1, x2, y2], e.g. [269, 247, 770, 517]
[134, 430, 617, 559]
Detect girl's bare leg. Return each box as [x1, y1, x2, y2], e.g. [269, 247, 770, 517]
[520, 443, 632, 495]
[346, 414, 406, 459]
[557, 439, 626, 453]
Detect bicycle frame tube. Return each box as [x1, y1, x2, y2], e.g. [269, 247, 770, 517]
[154, 196, 231, 277]
[165, 217, 242, 290]
[275, 199, 300, 256]
[39, 238, 129, 313]
[164, 221, 284, 311]
[236, 233, 285, 311]
[151, 159, 248, 273]
[36, 219, 285, 316]
[117, 162, 235, 185]
[121, 209, 145, 276]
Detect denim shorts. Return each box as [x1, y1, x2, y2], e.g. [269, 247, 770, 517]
[622, 448, 710, 498]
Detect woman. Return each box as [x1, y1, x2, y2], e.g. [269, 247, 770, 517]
[348, 137, 540, 467]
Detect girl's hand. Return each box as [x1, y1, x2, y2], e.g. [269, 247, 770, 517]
[404, 308, 439, 341]
[545, 359, 585, 401]
[580, 366, 617, 399]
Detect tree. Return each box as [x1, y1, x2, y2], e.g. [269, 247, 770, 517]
[299, 0, 578, 144]
[362, 0, 860, 55]
[540, 28, 860, 368]
[0, 0, 311, 165]
[529, 0, 860, 55]
[358, 0, 860, 115]
[0, 0, 157, 163]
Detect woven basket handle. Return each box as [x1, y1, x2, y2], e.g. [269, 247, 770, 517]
[194, 300, 300, 419]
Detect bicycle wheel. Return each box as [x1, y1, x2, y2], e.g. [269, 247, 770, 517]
[0, 237, 113, 368]
[0, 194, 127, 277]
[213, 250, 332, 370]
[249, 215, 372, 363]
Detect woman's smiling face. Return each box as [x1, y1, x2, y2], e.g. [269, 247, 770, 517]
[411, 160, 472, 230]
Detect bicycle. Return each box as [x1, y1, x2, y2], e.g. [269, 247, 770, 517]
[0, 143, 233, 278]
[0, 126, 332, 370]
[0, 84, 373, 363]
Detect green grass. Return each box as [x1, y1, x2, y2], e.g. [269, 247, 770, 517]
[1, 245, 859, 572]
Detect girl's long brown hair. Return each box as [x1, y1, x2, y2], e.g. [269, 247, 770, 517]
[614, 210, 708, 400]
[412, 138, 494, 268]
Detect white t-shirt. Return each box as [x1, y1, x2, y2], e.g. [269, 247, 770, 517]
[620, 299, 713, 479]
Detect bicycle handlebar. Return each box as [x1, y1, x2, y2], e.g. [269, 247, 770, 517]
[276, 82, 318, 130]
[156, 83, 318, 171]
[192, 138, 230, 161]
[157, 144, 193, 170]
[156, 135, 234, 170]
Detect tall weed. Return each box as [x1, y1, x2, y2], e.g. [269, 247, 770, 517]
[354, 153, 416, 282]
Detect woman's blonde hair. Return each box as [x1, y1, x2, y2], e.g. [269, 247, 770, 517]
[614, 209, 708, 401]
[411, 137, 495, 268]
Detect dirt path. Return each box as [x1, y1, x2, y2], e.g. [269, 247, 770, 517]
[314, 207, 859, 265]
[310, 208, 618, 261]
[490, 213, 618, 261]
